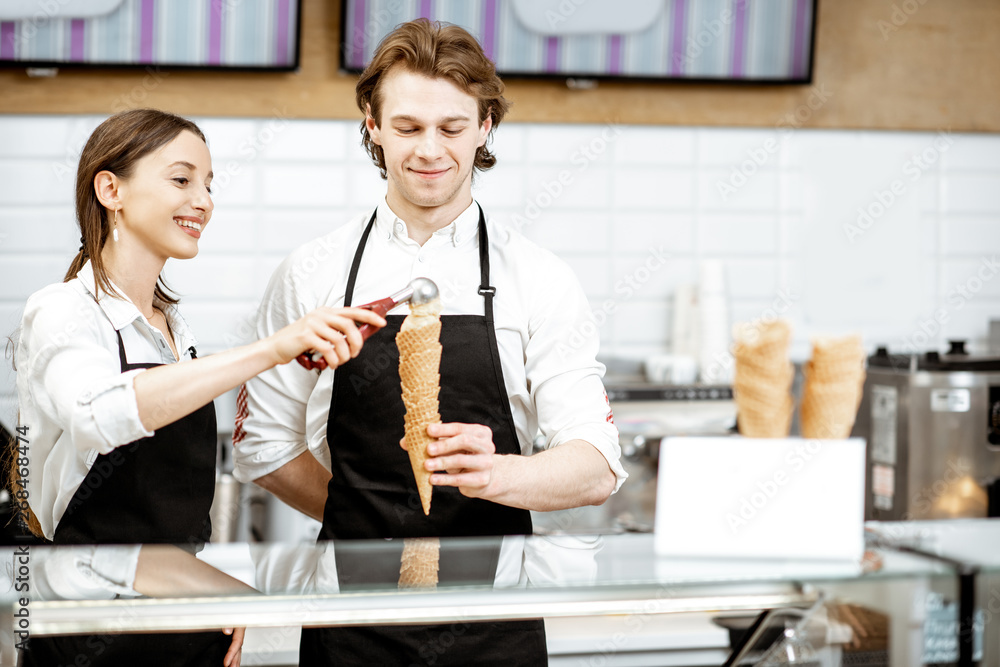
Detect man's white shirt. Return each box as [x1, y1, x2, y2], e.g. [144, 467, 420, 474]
[234, 199, 625, 492]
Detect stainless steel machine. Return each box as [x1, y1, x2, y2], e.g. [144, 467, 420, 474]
[852, 341, 1000, 520]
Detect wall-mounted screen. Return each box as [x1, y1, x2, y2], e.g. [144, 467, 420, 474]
[0, 0, 301, 71]
[341, 0, 816, 84]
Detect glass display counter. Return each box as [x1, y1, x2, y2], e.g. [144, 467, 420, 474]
[3, 520, 998, 666]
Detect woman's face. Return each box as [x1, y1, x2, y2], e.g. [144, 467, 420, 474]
[115, 130, 214, 261]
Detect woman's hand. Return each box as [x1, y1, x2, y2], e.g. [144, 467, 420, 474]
[223, 627, 245, 667]
[265, 307, 386, 368]
[132, 546, 253, 667]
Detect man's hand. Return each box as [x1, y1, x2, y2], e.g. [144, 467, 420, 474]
[400, 422, 497, 498]
[400, 427, 617, 511]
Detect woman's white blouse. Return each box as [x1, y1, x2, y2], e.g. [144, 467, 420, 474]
[15, 261, 198, 593]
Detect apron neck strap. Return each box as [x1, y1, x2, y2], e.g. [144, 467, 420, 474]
[343, 204, 495, 319]
[474, 204, 496, 324]
[343, 209, 379, 308]
[115, 329, 128, 371]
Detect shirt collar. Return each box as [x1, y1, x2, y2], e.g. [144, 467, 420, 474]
[375, 198, 479, 247]
[75, 260, 198, 351]
[76, 260, 142, 331]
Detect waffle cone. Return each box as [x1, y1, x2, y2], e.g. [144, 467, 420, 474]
[732, 319, 794, 438]
[812, 334, 864, 357]
[397, 299, 443, 516]
[800, 382, 864, 439]
[734, 361, 794, 387]
[806, 334, 865, 384]
[399, 537, 441, 588]
[804, 358, 865, 384]
[734, 339, 788, 364]
[733, 320, 792, 354]
[737, 401, 794, 438]
[734, 382, 794, 438]
[398, 537, 440, 588]
[800, 335, 866, 439]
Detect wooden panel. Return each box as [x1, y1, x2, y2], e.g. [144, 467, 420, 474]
[0, 0, 997, 132]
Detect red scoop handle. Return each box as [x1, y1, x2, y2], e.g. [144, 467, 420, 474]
[294, 297, 394, 371]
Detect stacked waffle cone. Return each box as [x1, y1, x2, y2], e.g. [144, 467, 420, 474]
[398, 537, 441, 588]
[800, 335, 866, 440]
[397, 298, 443, 516]
[733, 320, 794, 438]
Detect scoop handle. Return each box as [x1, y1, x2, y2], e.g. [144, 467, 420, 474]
[294, 296, 395, 371]
[355, 297, 395, 340]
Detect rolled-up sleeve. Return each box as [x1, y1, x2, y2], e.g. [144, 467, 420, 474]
[21, 289, 153, 456]
[31, 545, 141, 601]
[232, 252, 317, 482]
[523, 258, 626, 493]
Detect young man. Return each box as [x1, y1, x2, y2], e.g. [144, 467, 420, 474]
[234, 19, 625, 665]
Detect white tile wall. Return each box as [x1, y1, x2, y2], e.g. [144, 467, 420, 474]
[2, 115, 1000, 430]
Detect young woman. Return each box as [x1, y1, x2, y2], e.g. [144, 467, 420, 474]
[12, 108, 384, 666]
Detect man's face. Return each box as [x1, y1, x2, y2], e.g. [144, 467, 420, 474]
[367, 68, 491, 213]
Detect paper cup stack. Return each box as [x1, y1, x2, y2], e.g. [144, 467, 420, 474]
[733, 320, 794, 438]
[800, 335, 866, 440]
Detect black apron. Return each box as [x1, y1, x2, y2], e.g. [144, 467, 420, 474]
[299, 207, 547, 666]
[22, 328, 229, 667]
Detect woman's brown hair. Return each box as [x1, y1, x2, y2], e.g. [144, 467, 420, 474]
[355, 18, 509, 179]
[67, 108, 207, 302]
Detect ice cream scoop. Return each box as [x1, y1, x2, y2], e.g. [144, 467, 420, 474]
[295, 277, 439, 371]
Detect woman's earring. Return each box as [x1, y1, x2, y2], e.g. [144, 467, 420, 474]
[113, 208, 119, 242]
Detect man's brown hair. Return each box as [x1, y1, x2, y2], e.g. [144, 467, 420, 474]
[355, 18, 509, 178]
